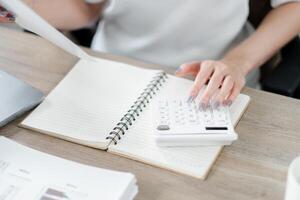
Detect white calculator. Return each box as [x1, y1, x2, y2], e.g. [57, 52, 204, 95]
[152, 99, 238, 147]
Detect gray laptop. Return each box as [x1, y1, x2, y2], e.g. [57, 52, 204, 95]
[0, 70, 44, 127]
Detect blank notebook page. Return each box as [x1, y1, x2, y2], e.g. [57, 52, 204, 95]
[108, 75, 250, 179]
[21, 58, 159, 149]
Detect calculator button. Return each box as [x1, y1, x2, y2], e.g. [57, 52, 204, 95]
[157, 125, 170, 130]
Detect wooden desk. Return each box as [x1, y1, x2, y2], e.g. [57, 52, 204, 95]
[1, 27, 300, 200]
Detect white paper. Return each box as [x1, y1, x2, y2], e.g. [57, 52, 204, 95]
[0, 137, 137, 200]
[21, 59, 159, 149]
[0, 0, 94, 61]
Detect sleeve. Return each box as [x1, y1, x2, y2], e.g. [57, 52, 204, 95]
[271, 0, 300, 7]
[85, 0, 104, 4]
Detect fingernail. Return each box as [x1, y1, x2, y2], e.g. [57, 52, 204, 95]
[7, 12, 14, 17]
[0, 11, 8, 17]
[7, 15, 15, 21]
[186, 96, 191, 103]
[175, 66, 182, 73]
[212, 101, 220, 109]
[223, 100, 232, 106]
[198, 102, 207, 111]
[186, 96, 194, 103]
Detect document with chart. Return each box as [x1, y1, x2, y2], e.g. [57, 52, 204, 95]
[0, 137, 137, 200]
[1, 0, 250, 179]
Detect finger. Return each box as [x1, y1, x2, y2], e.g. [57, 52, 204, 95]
[0, 17, 13, 23]
[226, 85, 242, 106]
[0, 5, 14, 20]
[175, 61, 200, 77]
[0, 11, 14, 22]
[189, 61, 214, 99]
[200, 67, 225, 105]
[214, 75, 234, 104]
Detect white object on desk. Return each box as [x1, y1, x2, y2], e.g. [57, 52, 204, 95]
[0, 70, 43, 127]
[0, 137, 138, 200]
[285, 156, 300, 200]
[153, 99, 237, 147]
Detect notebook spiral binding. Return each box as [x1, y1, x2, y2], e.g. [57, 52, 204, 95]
[106, 72, 168, 145]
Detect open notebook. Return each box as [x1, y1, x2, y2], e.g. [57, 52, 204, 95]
[2, 0, 250, 179]
[0, 137, 137, 200]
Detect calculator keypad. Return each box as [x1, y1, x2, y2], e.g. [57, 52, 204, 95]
[155, 99, 232, 135]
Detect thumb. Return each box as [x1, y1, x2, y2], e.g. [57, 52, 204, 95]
[175, 61, 201, 77]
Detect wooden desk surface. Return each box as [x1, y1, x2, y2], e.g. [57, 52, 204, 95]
[1, 27, 300, 200]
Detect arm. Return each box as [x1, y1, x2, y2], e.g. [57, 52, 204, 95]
[176, 2, 300, 106]
[0, 0, 105, 30]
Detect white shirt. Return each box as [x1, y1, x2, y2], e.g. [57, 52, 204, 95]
[86, 0, 297, 68]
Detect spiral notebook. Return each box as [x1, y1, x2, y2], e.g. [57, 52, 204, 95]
[3, 0, 251, 179]
[20, 58, 250, 179]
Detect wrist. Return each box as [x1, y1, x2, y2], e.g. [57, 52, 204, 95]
[221, 54, 254, 76]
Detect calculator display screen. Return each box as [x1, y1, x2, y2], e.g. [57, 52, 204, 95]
[205, 127, 228, 131]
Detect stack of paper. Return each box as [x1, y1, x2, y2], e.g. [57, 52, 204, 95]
[0, 137, 138, 200]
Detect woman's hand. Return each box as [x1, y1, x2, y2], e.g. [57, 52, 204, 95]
[175, 2, 300, 108]
[0, 6, 15, 23]
[176, 58, 247, 107]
